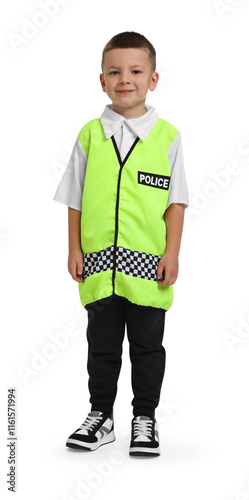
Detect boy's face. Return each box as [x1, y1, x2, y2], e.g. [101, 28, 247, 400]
[100, 48, 159, 118]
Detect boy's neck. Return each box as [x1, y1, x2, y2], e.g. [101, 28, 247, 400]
[112, 102, 147, 119]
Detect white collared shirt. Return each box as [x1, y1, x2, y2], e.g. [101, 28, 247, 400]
[53, 104, 189, 210]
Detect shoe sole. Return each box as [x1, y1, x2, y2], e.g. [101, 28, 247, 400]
[66, 430, 116, 451]
[129, 446, 160, 457]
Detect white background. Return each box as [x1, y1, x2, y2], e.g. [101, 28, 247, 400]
[1, 0, 249, 499]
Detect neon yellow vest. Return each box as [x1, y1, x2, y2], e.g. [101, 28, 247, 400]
[78, 117, 179, 310]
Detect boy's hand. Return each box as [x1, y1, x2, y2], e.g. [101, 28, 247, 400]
[156, 251, 178, 286]
[68, 250, 84, 283]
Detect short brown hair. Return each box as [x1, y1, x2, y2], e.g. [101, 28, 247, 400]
[101, 31, 156, 73]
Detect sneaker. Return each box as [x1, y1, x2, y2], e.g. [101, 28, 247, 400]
[129, 415, 160, 457]
[66, 410, 115, 451]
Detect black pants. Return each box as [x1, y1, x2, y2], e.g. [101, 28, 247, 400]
[85, 294, 166, 418]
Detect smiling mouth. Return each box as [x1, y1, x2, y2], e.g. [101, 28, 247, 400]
[116, 90, 135, 94]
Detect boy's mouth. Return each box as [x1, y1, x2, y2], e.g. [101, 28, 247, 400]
[116, 90, 135, 95]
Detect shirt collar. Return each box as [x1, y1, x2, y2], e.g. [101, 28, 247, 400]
[100, 103, 159, 142]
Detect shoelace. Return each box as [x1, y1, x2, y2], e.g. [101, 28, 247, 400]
[133, 419, 153, 438]
[80, 415, 102, 431]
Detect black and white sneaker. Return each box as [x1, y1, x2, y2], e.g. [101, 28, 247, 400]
[66, 410, 115, 451]
[129, 415, 160, 457]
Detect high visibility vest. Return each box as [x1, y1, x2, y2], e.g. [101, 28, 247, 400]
[78, 117, 179, 311]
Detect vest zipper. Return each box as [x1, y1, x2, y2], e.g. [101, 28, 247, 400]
[111, 136, 140, 295]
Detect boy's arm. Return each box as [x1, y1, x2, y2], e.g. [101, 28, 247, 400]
[157, 203, 185, 286]
[68, 207, 84, 282]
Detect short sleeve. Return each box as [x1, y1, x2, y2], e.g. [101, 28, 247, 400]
[167, 132, 189, 209]
[53, 137, 87, 211]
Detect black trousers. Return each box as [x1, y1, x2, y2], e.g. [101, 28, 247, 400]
[85, 294, 166, 418]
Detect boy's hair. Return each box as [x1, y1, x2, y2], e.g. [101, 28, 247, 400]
[101, 31, 156, 73]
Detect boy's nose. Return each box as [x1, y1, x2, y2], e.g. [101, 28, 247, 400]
[118, 74, 131, 84]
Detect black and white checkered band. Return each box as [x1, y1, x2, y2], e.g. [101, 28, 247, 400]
[82, 246, 161, 281]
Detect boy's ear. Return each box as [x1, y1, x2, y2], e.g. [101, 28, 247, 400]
[149, 72, 159, 92]
[100, 73, 106, 92]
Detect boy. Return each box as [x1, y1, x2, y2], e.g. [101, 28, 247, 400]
[53, 31, 189, 457]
